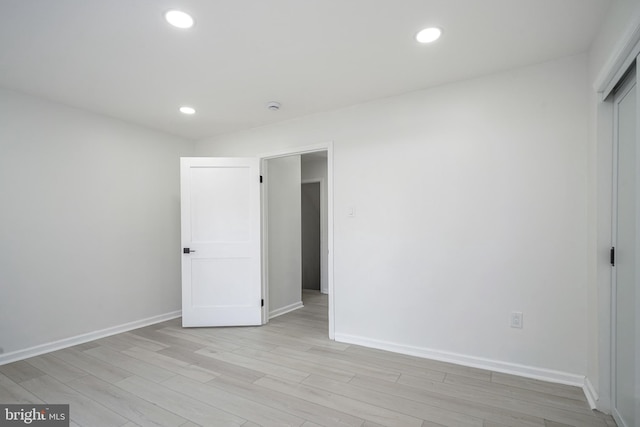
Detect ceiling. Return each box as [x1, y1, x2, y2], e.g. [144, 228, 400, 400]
[0, 0, 613, 140]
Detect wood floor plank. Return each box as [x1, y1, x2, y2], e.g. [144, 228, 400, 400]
[49, 347, 134, 384]
[350, 374, 545, 427]
[544, 421, 575, 427]
[128, 329, 204, 353]
[212, 327, 306, 352]
[73, 341, 101, 351]
[25, 354, 88, 383]
[266, 321, 331, 340]
[490, 372, 586, 401]
[157, 346, 265, 383]
[122, 346, 219, 383]
[115, 375, 246, 426]
[195, 349, 310, 383]
[270, 315, 327, 332]
[162, 374, 306, 427]
[344, 345, 492, 382]
[67, 374, 187, 427]
[233, 347, 355, 383]
[116, 331, 170, 352]
[395, 374, 607, 427]
[256, 375, 424, 427]
[304, 373, 484, 427]
[0, 360, 46, 383]
[20, 375, 128, 427]
[235, 328, 315, 351]
[246, 326, 349, 351]
[207, 374, 366, 427]
[483, 421, 513, 427]
[156, 326, 242, 352]
[444, 373, 592, 415]
[0, 372, 44, 404]
[308, 345, 446, 382]
[84, 346, 176, 383]
[272, 346, 401, 383]
[193, 328, 280, 352]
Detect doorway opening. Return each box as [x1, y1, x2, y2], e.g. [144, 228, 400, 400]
[261, 143, 334, 339]
[301, 153, 328, 320]
[302, 181, 321, 293]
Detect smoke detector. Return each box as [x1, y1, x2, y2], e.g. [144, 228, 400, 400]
[267, 102, 281, 111]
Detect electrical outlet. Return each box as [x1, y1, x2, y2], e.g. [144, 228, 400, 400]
[510, 311, 523, 329]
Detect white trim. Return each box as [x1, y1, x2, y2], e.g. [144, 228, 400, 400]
[0, 310, 181, 366]
[335, 333, 586, 387]
[613, 407, 631, 427]
[594, 12, 640, 99]
[260, 159, 270, 325]
[259, 142, 331, 160]
[269, 301, 304, 319]
[583, 377, 599, 410]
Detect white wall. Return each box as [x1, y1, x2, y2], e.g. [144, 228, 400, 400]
[0, 87, 194, 360]
[301, 155, 328, 294]
[266, 155, 302, 317]
[586, 0, 640, 408]
[196, 54, 589, 378]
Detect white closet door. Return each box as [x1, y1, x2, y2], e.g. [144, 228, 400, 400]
[612, 67, 639, 427]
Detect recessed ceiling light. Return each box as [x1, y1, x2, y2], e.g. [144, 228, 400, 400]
[179, 106, 196, 115]
[267, 101, 281, 111]
[165, 10, 194, 29]
[416, 27, 442, 44]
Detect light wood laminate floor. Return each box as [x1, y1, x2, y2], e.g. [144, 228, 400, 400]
[0, 291, 616, 427]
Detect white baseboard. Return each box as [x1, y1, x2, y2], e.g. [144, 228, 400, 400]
[0, 310, 181, 366]
[335, 333, 586, 388]
[269, 301, 303, 319]
[583, 377, 599, 409]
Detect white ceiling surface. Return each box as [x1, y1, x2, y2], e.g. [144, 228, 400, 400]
[0, 0, 612, 140]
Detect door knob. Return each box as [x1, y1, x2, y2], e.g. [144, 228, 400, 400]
[183, 248, 196, 254]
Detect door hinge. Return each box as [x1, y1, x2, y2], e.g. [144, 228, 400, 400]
[261, 299, 264, 307]
[610, 247, 615, 267]
[260, 175, 263, 183]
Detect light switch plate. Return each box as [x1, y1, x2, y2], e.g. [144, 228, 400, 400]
[510, 311, 523, 329]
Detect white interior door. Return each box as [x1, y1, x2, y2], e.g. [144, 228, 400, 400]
[612, 66, 639, 427]
[180, 157, 262, 327]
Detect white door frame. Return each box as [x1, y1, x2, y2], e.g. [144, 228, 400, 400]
[593, 17, 640, 413]
[260, 142, 335, 339]
[301, 178, 327, 295]
[610, 72, 636, 426]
